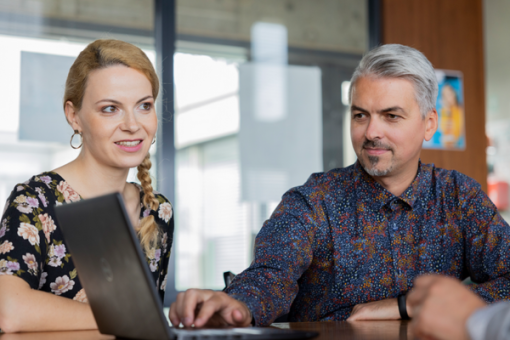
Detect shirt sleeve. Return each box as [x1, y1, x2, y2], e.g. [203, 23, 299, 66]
[467, 302, 510, 340]
[225, 178, 323, 326]
[462, 185, 510, 302]
[0, 184, 48, 289]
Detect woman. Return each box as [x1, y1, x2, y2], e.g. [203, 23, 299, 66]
[439, 83, 464, 148]
[0, 39, 173, 333]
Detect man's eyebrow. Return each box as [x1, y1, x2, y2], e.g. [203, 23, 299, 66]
[95, 96, 153, 105]
[378, 106, 406, 114]
[351, 105, 369, 113]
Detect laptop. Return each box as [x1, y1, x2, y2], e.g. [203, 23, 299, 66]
[55, 193, 318, 340]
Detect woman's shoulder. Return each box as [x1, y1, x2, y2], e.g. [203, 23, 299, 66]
[152, 190, 172, 207]
[3, 172, 65, 214]
[12, 172, 68, 192]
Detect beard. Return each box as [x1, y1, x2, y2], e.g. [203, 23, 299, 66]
[359, 139, 394, 176]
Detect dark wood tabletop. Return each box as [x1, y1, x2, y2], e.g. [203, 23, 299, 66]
[273, 321, 414, 340]
[0, 321, 415, 340]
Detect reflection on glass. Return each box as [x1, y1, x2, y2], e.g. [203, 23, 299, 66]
[0, 35, 85, 208]
[342, 80, 357, 166]
[174, 54, 240, 148]
[239, 63, 323, 202]
[251, 22, 288, 122]
[174, 52, 257, 290]
[174, 45, 323, 290]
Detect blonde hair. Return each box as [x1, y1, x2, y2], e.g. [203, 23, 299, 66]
[64, 39, 160, 253]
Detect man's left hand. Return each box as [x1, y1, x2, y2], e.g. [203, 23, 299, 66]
[347, 298, 406, 321]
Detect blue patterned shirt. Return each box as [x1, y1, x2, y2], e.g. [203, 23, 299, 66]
[225, 161, 510, 326]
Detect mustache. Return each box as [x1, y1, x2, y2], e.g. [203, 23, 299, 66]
[362, 139, 392, 150]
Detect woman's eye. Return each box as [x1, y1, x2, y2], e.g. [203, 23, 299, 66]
[102, 106, 116, 113]
[140, 102, 152, 111]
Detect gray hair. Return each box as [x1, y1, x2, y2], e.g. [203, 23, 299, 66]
[349, 44, 438, 118]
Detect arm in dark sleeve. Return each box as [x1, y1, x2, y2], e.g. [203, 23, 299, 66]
[225, 182, 323, 326]
[463, 185, 510, 302]
[0, 184, 48, 289]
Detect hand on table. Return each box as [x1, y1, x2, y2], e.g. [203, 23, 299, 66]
[169, 289, 252, 328]
[407, 275, 487, 340]
[347, 297, 406, 321]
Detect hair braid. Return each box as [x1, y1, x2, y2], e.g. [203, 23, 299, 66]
[136, 153, 160, 253]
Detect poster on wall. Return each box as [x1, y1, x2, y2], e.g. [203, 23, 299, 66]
[423, 70, 466, 150]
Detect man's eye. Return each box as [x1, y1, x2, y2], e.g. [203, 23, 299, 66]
[102, 106, 116, 113]
[388, 114, 399, 120]
[353, 113, 365, 119]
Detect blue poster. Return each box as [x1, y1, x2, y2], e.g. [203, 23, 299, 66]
[423, 70, 466, 150]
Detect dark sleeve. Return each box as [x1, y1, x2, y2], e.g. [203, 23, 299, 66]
[155, 195, 174, 302]
[225, 179, 323, 326]
[0, 184, 49, 289]
[462, 184, 510, 302]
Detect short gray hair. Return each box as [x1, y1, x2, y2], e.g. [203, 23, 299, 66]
[349, 44, 438, 118]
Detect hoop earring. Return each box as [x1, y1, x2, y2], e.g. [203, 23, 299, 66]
[70, 130, 83, 149]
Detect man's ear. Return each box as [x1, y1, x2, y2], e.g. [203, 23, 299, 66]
[64, 101, 81, 132]
[424, 109, 438, 142]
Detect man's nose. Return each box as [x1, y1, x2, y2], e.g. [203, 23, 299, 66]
[364, 116, 384, 141]
[120, 110, 141, 132]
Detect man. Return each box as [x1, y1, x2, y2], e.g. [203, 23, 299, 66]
[408, 275, 510, 340]
[169, 44, 510, 328]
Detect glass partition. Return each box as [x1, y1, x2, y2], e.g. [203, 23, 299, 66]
[173, 0, 367, 291]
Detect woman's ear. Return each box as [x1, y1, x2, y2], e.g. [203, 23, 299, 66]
[64, 101, 81, 132]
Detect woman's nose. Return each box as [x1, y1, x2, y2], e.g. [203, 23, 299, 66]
[120, 111, 141, 132]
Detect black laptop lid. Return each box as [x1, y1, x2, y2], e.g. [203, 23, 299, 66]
[55, 193, 171, 340]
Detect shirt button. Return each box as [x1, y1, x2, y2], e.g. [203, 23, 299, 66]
[392, 223, 398, 230]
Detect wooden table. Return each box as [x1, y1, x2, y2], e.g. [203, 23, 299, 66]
[0, 321, 415, 340]
[273, 321, 414, 340]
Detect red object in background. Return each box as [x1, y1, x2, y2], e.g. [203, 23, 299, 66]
[488, 179, 509, 211]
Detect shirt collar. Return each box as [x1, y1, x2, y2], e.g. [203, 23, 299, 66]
[354, 160, 430, 211]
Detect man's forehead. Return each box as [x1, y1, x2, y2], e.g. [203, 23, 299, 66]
[350, 76, 419, 110]
[351, 76, 416, 92]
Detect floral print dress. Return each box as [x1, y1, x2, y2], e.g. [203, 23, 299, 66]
[0, 172, 174, 303]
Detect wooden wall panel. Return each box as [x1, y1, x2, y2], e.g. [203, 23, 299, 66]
[381, 0, 487, 192]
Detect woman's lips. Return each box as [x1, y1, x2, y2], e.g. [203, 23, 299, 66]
[114, 140, 143, 152]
